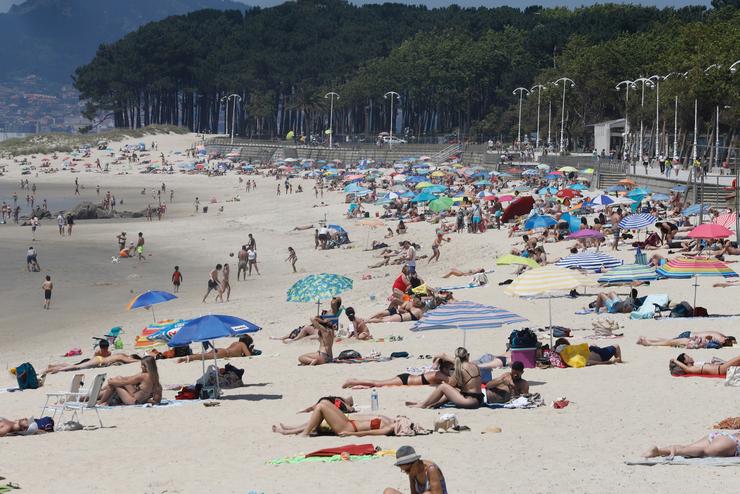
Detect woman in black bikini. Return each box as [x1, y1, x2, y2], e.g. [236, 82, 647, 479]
[368, 297, 425, 323]
[342, 358, 453, 389]
[405, 347, 483, 409]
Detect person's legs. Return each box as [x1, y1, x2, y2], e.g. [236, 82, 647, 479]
[114, 386, 138, 405]
[442, 269, 464, 278]
[202, 287, 212, 303]
[637, 337, 689, 347]
[288, 325, 317, 342]
[298, 352, 321, 365]
[343, 376, 403, 389]
[613, 344, 622, 363]
[383, 489, 402, 494]
[719, 356, 740, 373]
[303, 401, 351, 436]
[644, 435, 736, 458]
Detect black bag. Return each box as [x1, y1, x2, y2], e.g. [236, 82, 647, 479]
[670, 301, 693, 318]
[336, 349, 362, 360]
[509, 328, 538, 349]
[390, 351, 409, 359]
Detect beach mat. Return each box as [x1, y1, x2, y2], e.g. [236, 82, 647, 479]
[333, 357, 391, 364]
[96, 399, 203, 410]
[626, 456, 740, 467]
[306, 443, 376, 457]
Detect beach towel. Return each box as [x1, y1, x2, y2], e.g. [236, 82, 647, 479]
[725, 367, 740, 387]
[630, 294, 670, 319]
[306, 443, 376, 457]
[269, 450, 395, 465]
[672, 373, 726, 379]
[96, 399, 202, 410]
[332, 356, 391, 364]
[625, 456, 740, 467]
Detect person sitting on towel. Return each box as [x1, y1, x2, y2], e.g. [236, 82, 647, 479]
[484, 361, 529, 403]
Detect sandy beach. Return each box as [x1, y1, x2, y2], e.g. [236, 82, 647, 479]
[1, 132, 739, 493]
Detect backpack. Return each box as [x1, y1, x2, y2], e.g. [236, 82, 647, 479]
[670, 301, 693, 318]
[509, 328, 538, 349]
[336, 349, 362, 361]
[16, 362, 39, 390]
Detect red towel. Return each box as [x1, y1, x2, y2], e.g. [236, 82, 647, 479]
[305, 443, 376, 458]
[673, 373, 726, 379]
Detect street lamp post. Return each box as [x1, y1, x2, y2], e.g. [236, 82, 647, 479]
[530, 84, 545, 151]
[730, 62, 740, 241]
[648, 75, 663, 158]
[615, 80, 633, 160]
[552, 78, 575, 154]
[633, 77, 653, 166]
[220, 93, 242, 144]
[324, 92, 340, 149]
[673, 96, 679, 160]
[513, 87, 530, 149]
[384, 91, 400, 149]
[547, 101, 552, 150]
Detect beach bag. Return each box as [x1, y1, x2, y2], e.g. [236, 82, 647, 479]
[16, 362, 39, 390]
[670, 301, 693, 318]
[693, 307, 708, 318]
[725, 367, 740, 387]
[543, 349, 566, 368]
[337, 350, 362, 361]
[509, 328, 537, 349]
[35, 416, 55, 432]
[393, 415, 431, 436]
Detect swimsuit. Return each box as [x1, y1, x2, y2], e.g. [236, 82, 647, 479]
[708, 431, 740, 456]
[414, 464, 448, 494]
[319, 351, 333, 363]
[349, 417, 382, 433]
[397, 373, 431, 386]
[589, 345, 616, 362]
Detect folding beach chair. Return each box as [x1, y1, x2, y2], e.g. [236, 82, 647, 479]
[55, 373, 106, 430]
[41, 373, 85, 420]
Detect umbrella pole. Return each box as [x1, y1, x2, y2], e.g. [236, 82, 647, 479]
[201, 342, 207, 398]
[549, 295, 553, 348]
[212, 340, 221, 399]
[151, 306, 157, 323]
[692, 275, 698, 309]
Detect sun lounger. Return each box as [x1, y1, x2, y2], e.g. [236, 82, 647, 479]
[41, 373, 85, 420]
[55, 373, 106, 430]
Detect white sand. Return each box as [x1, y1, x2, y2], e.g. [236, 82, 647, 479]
[1, 133, 739, 492]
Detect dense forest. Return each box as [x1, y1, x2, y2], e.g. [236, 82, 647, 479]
[74, 0, 740, 154]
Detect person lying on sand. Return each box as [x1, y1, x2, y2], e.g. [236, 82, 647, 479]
[368, 296, 425, 323]
[298, 318, 336, 365]
[44, 353, 142, 374]
[97, 356, 162, 405]
[441, 267, 485, 278]
[292, 224, 314, 231]
[406, 347, 483, 409]
[272, 400, 395, 437]
[643, 431, 740, 459]
[554, 338, 622, 365]
[484, 362, 529, 404]
[0, 417, 49, 437]
[669, 353, 740, 376]
[298, 396, 355, 413]
[638, 332, 736, 349]
[590, 291, 634, 314]
[342, 357, 453, 389]
[177, 335, 255, 363]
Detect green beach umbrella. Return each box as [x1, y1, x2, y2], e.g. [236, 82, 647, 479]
[287, 273, 353, 314]
[428, 196, 454, 212]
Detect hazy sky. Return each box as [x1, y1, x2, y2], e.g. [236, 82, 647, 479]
[0, 0, 713, 13]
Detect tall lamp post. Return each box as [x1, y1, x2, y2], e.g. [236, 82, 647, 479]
[220, 93, 241, 144]
[633, 77, 653, 165]
[552, 77, 575, 154]
[530, 84, 546, 151]
[648, 74, 664, 158]
[384, 91, 400, 149]
[324, 92, 340, 149]
[615, 80, 634, 160]
[513, 87, 530, 149]
[547, 100, 552, 150]
[730, 61, 740, 241]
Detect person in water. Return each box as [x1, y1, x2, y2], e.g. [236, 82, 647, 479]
[383, 445, 448, 494]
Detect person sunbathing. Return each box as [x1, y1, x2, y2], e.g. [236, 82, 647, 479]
[298, 396, 355, 413]
[484, 361, 529, 403]
[97, 356, 162, 405]
[405, 347, 483, 409]
[44, 353, 142, 374]
[0, 417, 49, 437]
[669, 353, 740, 376]
[368, 297, 426, 323]
[441, 267, 485, 278]
[270, 297, 342, 342]
[272, 400, 395, 437]
[643, 431, 740, 459]
[298, 317, 336, 365]
[177, 335, 255, 363]
[638, 332, 736, 349]
[590, 291, 634, 314]
[343, 358, 453, 389]
[554, 338, 622, 365]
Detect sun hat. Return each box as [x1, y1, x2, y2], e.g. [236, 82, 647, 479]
[394, 445, 421, 466]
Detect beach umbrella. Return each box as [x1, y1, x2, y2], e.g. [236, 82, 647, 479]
[537, 164, 550, 170]
[410, 300, 527, 346]
[590, 194, 614, 206]
[606, 185, 626, 193]
[495, 254, 539, 269]
[682, 203, 711, 217]
[582, 168, 594, 174]
[566, 229, 604, 240]
[428, 196, 454, 212]
[568, 183, 588, 191]
[127, 290, 177, 322]
[671, 185, 688, 193]
[556, 189, 580, 199]
[555, 252, 623, 272]
[343, 183, 369, 194]
[651, 193, 670, 201]
[619, 178, 636, 186]
[597, 264, 657, 285]
[513, 185, 531, 192]
[424, 185, 447, 194]
[473, 179, 492, 186]
[501, 196, 534, 222]
[524, 214, 557, 230]
[619, 213, 656, 230]
[505, 266, 593, 346]
[287, 273, 353, 314]
[522, 169, 539, 176]
[537, 186, 557, 195]
[415, 181, 434, 189]
[627, 187, 651, 197]
[558, 166, 578, 173]
[430, 170, 446, 178]
[687, 224, 732, 239]
[411, 190, 437, 203]
[168, 314, 261, 398]
[497, 194, 515, 202]
[713, 213, 736, 229]
[657, 257, 738, 308]
[611, 196, 636, 205]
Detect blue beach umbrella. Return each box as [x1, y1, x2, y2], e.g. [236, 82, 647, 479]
[411, 190, 437, 203]
[556, 252, 623, 272]
[525, 214, 557, 230]
[682, 203, 711, 217]
[568, 183, 588, 191]
[127, 290, 177, 322]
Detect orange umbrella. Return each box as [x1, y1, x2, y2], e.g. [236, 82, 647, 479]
[618, 178, 635, 186]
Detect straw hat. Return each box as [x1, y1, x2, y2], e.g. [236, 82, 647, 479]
[394, 445, 421, 466]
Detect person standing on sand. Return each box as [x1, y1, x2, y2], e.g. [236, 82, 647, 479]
[66, 213, 74, 236]
[237, 245, 248, 281]
[247, 247, 259, 276]
[194, 197, 200, 213]
[170, 189, 174, 203]
[286, 247, 298, 273]
[247, 233, 256, 252]
[428, 231, 450, 263]
[277, 183, 281, 196]
[171, 266, 182, 293]
[30, 216, 39, 240]
[216, 263, 231, 302]
[42, 275, 53, 310]
[314, 229, 320, 250]
[202, 264, 222, 302]
[57, 213, 65, 236]
[136, 232, 145, 261]
[74, 178, 80, 196]
[146, 205, 152, 222]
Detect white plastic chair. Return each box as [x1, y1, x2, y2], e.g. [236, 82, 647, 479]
[56, 373, 106, 430]
[41, 373, 85, 420]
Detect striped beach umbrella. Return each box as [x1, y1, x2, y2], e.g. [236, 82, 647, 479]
[505, 266, 593, 346]
[657, 257, 737, 307]
[589, 194, 614, 206]
[597, 264, 657, 285]
[556, 252, 623, 271]
[619, 213, 657, 230]
[411, 300, 527, 335]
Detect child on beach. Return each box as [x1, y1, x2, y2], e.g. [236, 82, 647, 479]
[171, 266, 182, 293]
[42, 275, 53, 310]
[286, 247, 297, 273]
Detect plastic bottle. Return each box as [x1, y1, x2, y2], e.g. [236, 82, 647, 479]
[115, 337, 124, 350]
[370, 388, 379, 411]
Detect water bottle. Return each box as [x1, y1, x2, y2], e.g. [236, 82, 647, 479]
[370, 388, 379, 411]
[114, 337, 123, 350]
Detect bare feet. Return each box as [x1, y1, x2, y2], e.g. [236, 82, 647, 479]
[642, 446, 662, 458]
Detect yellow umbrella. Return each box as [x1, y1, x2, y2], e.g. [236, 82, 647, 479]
[415, 181, 434, 189]
[582, 168, 594, 174]
[496, 254, 539, 269]
[430, 170, 446, 178]
[505, 266, 594, 346]
[558, 166, 578, 173]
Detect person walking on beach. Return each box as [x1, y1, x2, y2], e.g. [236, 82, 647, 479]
[286, 247, 298, 273]
[42, 275, 53, 310]
[171, 266, 182, 293]
[247, 233, 256, 252]
[247, 247, 259, 276]
[57, 213, 65, 236]
[237, 245, 248, 280]
[216, 263, 231, 302]
[170, 189, 174, 203]
[277, 183, 281, 196]
[194, 197, 200, 213]
[74, 178, 80, 196]
[383, 446, 448, 494]
[136, 232, 145, 261]
[202, 264, 222, 302]
[428, 231, 450, 263]
[66, 213, 74, 236]
[30, 216, 39, 241]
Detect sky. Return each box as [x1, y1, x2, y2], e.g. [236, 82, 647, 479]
[0, 0, 713, 13]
